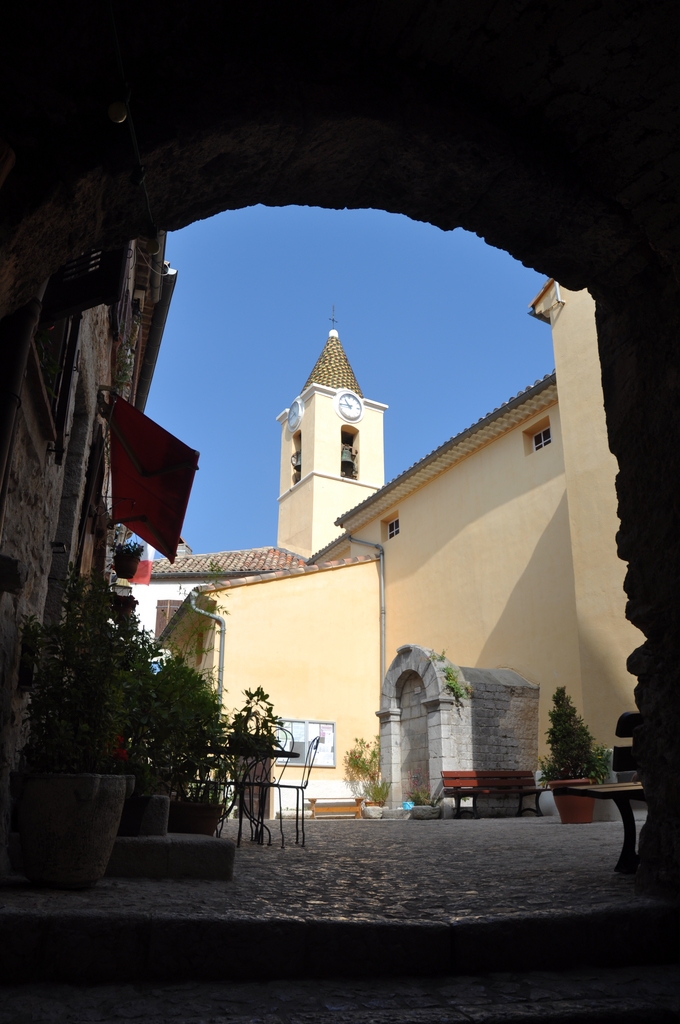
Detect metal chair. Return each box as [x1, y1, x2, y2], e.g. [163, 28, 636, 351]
[267, 734, 320, 847]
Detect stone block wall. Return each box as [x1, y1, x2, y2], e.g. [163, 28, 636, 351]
[380, 646, 539, 811]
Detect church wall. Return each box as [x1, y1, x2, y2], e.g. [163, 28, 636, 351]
[349, 402, 584, 758]
[536, 285, 642, 744]
[210, 559, 381, 791]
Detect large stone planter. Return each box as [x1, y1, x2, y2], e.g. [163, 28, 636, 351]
[118, 795, 170, 836]
[362, 805, 383, 819]
[410, 805, 442, 820]
[18, 774, 127, 888]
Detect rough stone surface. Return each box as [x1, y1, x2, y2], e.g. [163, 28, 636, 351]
[0, 965, 678, 1023]
[105, 835, 235, 880]
[381, 647, 538, 806]
[0, 820, 677, 984]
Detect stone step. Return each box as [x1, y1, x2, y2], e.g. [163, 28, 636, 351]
[0, 967, 678, 1022]
[0, 901, 677, 985]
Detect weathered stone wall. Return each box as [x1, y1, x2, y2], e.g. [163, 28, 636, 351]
[380, 647, 539, 812]
[0, 303, 113, 869]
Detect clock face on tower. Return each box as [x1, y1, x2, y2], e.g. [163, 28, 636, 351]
[287, 397, 304, 432]
[334, 390, 364, 423]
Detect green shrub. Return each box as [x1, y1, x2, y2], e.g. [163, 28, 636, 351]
[363, 779, 391, 805]
[21, 570, 128, 774]
[538, 687, 610, 783]
[343, 736, 380, 784]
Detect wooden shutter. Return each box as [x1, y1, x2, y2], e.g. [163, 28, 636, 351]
[155, 599, 183, 637]
[42, 248, 128, 322]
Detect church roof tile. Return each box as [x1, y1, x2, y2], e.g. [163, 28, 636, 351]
[151, 546, 306, 579]
[303, 334, 363, 396]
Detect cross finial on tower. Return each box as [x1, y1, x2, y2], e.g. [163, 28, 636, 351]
[329, 305, 339, 331]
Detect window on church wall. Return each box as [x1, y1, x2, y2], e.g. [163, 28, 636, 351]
[340, 428, 358, 479]
[522, 416, 552, 456]
[291, 430, 302, 485]
[381, 512, 400, 542]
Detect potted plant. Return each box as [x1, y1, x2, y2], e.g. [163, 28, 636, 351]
[538, 687, 610, 824]
[362, 779, 391, 818]
[112, 591, 138, 618]
[113, 539, 144, 580]
[407, 779, 443, 819]
[18, 570, 131, 888]
[343, 736, 388, 817]
[131, 654, 231, 836]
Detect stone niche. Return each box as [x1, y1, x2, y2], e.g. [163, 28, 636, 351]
[377, 645, 539, 814]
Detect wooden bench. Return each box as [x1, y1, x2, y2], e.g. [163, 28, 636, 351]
[307, 797, 363, 819]
[441, 770, 545, 819]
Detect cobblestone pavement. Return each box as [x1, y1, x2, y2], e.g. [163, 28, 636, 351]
[0, 819, 656, 922]
[0, 966, 678, 1022]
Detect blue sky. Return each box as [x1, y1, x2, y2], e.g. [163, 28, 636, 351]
[146, 206, 551, 555]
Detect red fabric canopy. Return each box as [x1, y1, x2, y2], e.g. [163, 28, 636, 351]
[108, 396, 199, 562]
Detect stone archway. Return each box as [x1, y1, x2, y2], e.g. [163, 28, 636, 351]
[2, 3, 680, 889]
[378, 646, 540, 809]
[378, 646, 446, 806]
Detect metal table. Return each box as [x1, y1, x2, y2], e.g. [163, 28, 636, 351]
[552, 781, 646, 873]
[233, 748, 299, 847]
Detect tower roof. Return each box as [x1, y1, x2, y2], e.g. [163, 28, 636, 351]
[302, 331, 363, 396]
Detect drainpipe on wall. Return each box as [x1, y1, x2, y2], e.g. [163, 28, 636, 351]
[134, 266, 177, 413]
[347, 535, 385, 686]
[189, 587, 225, 702]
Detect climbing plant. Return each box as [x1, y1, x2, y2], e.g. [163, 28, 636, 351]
[430, 650, 473, 704]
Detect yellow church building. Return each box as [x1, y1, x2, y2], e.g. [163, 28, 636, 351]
[163, 282, 641, 806]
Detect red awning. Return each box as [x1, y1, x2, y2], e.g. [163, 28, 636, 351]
[108, 396, 199, 562]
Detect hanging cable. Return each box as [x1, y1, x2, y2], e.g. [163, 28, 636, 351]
[107, 0, 158, 248]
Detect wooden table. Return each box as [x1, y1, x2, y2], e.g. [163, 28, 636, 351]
[552, 782, 646, 874]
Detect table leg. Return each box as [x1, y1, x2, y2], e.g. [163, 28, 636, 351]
[613, 795, 639, 874]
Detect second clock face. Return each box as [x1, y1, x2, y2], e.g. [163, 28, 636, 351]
[335, 391, 363, 422]
[287, 398, 304, 432]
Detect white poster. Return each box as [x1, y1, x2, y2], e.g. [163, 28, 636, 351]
[309, 721, 335, 767]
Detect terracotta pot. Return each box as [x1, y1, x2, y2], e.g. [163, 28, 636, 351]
[168, 801, 224, 836]
[18, 774, 126, 888]
[113, 553, 140, 580]
[548, 778, 595, 824]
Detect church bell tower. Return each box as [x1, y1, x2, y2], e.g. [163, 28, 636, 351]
[276, 330, 387, 558]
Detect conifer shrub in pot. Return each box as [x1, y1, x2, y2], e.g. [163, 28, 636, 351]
[538, 687, 610, 824]
[18, 571, 130, 888]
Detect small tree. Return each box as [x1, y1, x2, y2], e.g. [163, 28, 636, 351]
[343, 736, 380, 787]
[538, 687, 609, 783]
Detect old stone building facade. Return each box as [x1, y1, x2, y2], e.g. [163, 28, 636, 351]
[0, 239, 177, 871]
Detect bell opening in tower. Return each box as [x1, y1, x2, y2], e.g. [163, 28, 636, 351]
[291, 431, 302, 485]
[341, 428, 358, 479]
